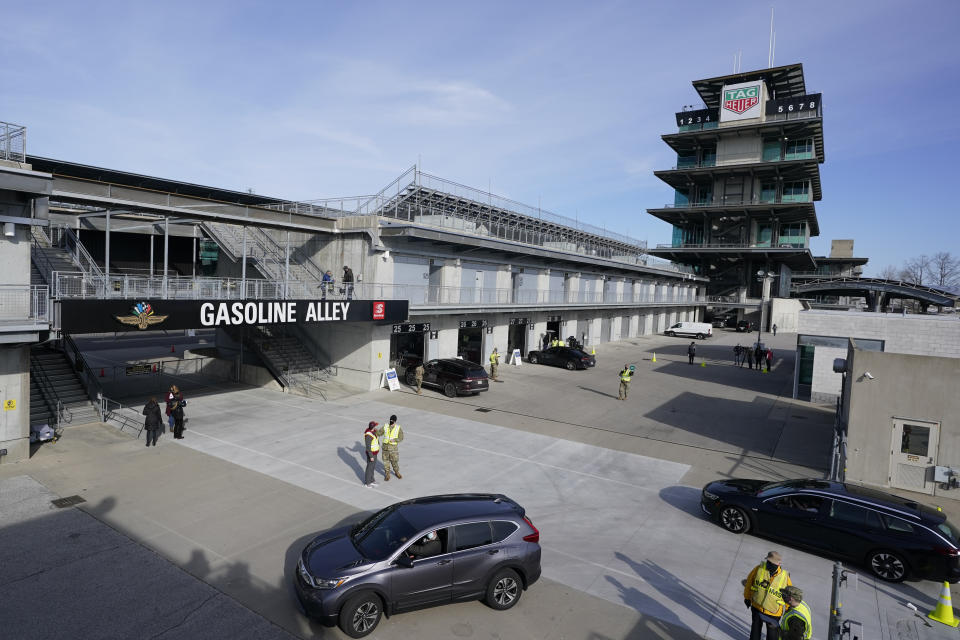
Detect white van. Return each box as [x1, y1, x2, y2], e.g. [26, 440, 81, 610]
[664, 321, 712, 339]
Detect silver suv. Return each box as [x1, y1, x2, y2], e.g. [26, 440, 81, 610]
[294, 493, 542, 638]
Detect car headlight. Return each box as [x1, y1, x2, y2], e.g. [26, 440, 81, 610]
[312, 577, 347, 589]
[703, 490, 719, 501]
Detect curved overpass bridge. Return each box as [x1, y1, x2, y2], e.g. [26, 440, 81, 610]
[793, 277, 957, 310]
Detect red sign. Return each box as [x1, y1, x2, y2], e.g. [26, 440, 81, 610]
[723, 96, 759, 114]
[372, 301, 385, 320]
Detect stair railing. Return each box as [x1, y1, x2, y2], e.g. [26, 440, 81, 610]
[61, 334, 104, 407]
[58, 225, 104, 279]
[99, 395, 144, 438]
[30, 353, 73, 431]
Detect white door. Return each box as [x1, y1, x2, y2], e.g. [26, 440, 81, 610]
[889, 419, 939, 495]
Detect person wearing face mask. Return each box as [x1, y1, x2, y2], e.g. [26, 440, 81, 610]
[407, 530, 441, 559]
[743, 550, 792, 640]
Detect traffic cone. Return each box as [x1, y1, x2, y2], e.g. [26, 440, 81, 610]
[928, 581, 960, 627]
[700, 361, 706, 367]
[591, 346, 596, 355]
[152, 363, 157, 373]
[651, 353, 656, 363]
[170, 344, 175, 353]
[99, 368, 105, 377]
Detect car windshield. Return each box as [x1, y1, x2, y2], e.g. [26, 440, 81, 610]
[757, 479, 831, 497]
[351, 507, 420, 561]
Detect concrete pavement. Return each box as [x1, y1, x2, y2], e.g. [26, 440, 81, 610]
[4, 330, 960, 639]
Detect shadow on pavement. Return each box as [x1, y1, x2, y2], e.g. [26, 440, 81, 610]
[616, 552, 749, 639]
[337, 442, 382, 483]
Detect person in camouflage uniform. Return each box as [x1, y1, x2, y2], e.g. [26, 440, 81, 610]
[414, 362, 424, 394]
[377, 414, 404, 480]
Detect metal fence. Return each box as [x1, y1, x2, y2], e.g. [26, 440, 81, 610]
[0, 121, 26, 162]
[50, 272, 705, 307]
[0, 285, 50, 323]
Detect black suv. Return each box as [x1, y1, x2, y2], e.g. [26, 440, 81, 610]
[701, 478, 960, 582]
[404, 358, 489, 397]
[294, 494, 542, 637]
[526, 346, 596, 370]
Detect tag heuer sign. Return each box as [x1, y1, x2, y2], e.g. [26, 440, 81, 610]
[723, 84, 760, 114]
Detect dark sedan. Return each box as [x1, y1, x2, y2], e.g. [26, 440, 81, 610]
[701, 478, 960, 582]
[526, 347, 595, 370]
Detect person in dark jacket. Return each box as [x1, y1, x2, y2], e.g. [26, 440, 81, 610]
[754, 344, 763, 372]
[688, 342, 696, 365]
[165, 385, 187, 439]
[746, 347, 754, 370]
[342, 266, 355, 300]
[142, 397, 163, 447]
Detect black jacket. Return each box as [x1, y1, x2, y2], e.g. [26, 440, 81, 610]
[142, 400, 163, 431]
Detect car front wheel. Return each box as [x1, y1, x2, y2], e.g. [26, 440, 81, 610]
[529, 354, 539, 364]
[338, 592, 383, 638]
[696, 333, 705, 339]
[666, 331, 675, 337]
[867, 550, 908, 582]
[444, 382, 458, 398]
[405, 371, 415, 385]
[718, 505, 751, 534]
[485, 568, 522, 610]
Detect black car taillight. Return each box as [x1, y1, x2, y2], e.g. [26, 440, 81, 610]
[935, 546, 960, 557]
[522, 516, 540, 543]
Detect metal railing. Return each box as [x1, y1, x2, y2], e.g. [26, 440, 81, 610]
[30, 354, 72, 434]
[0, 285, 50, 324]
[0, 121, 26, 162]
[61, 334, 104, 408]
[99, 395, 144, 438]
[655, 242, 808, 250]
[657, 194, 813, 209]
[61, 225, 104, 278]
[50, 272, 706, 307]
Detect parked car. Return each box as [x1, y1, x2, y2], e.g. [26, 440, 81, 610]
[403, 358, 488, 397]
[664, 321, 712, 339]
[700, 478, 960, 582]
[294, 493, 542, 638]
[736, 320, 752, 332]
[526, 346, 596, 370]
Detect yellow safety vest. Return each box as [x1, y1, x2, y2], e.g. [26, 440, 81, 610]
[780, 601, 812, 640]
[750, 564, 789, 615]
[490, 353, 498, 364]
[365, 431, 380, 453]
[383, 424, 401, 446]
[620, 370, 632, 382]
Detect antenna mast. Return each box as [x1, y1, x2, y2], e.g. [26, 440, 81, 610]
[768, 7, 775, 67]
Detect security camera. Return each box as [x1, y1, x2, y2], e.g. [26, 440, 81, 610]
[864, 372, 875, 380]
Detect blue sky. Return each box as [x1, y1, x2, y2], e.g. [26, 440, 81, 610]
[2, 0, 957, 275]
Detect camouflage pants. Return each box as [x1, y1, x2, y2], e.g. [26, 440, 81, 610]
[415, 376, 423, 392]
[490, 363, 498, 380]
[383, 448, 400, 478]
[619, 381, 630, 400]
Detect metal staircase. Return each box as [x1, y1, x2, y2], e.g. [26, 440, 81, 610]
[226, 324, 335, 399]
[30, 345, 100, 428]
[200, 222, 329, 296]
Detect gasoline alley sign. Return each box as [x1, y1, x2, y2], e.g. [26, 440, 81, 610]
[59, 299, 409, 334]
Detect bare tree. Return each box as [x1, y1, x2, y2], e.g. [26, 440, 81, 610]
[877, 265, 900, 280]
[931, 252, 960, 290]
[901, 254, 932, 285]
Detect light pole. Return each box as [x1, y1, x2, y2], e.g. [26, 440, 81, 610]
[755, 270, 776, 350]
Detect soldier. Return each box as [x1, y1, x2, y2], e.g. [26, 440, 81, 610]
[414, 361, 424, 394]
[489, 348, 500, 381]
[778, 585, 812, 640]
[688, 341, 696, 365]
[377, 414, 404, 481]
[618, 364, 633, 401]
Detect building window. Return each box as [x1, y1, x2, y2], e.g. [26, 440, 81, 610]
[694, 185, 712, 205]
[674, 189, 689, 206]
[762, 139, 781, 162]
[760, 181, 777, 203]
[701, 146, 717, 167]
[784, 138, 814, 160]
[755, 223, 772, 247]
[782, 180, 811, 203]
[672, 226, 703, 247]
[677, 153, 697, 168]
[778, 223, 807, 248]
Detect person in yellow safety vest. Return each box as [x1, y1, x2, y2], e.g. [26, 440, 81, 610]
[778, 586, 812, 640]
[489, 348, 500, 381]
[618, 364, 633, 401]
[376, 414, 404, 481]
[743, 550, 792, 640]
[363, 421, 380, 488]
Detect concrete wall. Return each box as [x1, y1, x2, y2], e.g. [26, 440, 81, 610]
[844, 345, 960, 500]
[770, 297, 804, 333]
[0, 345, 30, 465]
[798, 311, 960, 404]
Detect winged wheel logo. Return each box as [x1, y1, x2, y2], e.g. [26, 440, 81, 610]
[115, 301, 168, 330]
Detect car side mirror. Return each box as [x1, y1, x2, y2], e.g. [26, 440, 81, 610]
[396, 555, 414, 568]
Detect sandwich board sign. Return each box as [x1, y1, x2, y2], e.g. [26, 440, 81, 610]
[383, 368, 400, 391]
[510, 348, 523, 366]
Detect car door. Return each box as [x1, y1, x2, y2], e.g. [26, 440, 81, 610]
[391, 528, 453, 611]
[753, 494, 826, 546]
[816, 499, 886, 561]
[422, 360, 440, 387]
[450, 521, 498, 601]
